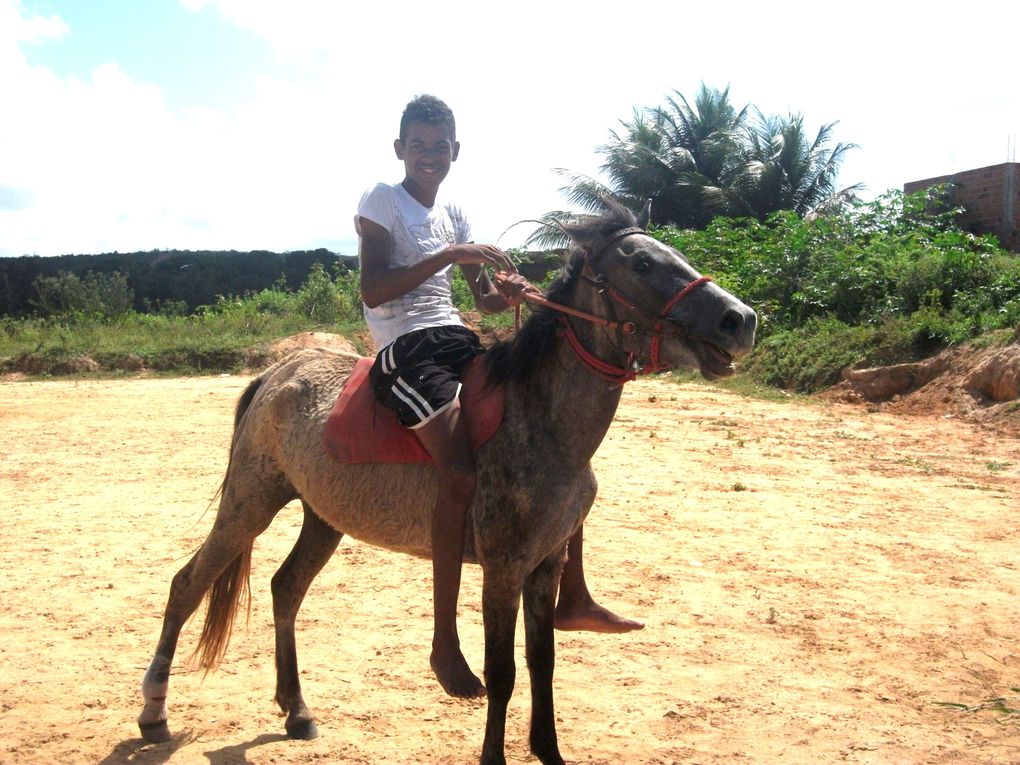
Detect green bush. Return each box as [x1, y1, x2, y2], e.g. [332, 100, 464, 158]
[296, 262, 343, 324]
[741, 316, 920, 392]
[31, 270, 134, 322]
[656, 188, 1020, 340]
[655, 187, 1020, 390]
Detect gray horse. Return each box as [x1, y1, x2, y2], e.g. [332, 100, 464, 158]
[137, 200, 757, 765]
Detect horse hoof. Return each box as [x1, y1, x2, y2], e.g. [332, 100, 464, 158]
[138, 719, 172, 743]
[286, 716, 319, 740]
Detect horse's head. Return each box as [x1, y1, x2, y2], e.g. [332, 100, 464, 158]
[563, 199, 757, 381]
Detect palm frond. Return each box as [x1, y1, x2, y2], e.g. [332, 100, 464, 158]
[523, 210, 582, 249]
[535, 84, 860, 233]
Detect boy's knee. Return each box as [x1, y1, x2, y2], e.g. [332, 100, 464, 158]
[441, 461, 477, 507]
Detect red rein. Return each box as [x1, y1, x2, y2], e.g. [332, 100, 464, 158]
[496, 270, 713, 385]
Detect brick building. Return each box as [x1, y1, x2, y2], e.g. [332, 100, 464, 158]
[903, 162, 1019, 252]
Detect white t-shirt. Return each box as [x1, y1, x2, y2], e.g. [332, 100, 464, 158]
[356, 182, 473, 349]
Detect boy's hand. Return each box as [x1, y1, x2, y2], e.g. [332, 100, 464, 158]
[493, 272, 540, 308]
[446, 243, 517, 274]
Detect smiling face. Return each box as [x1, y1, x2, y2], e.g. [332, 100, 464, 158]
[394, 121, 460, 207]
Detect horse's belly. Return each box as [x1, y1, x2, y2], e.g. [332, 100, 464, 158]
[276, 412, 586, 569]
[291, 460, 462, 560]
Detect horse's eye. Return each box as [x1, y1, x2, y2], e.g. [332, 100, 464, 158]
[633, 258, 652, 274]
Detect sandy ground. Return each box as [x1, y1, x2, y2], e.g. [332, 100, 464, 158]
[1, 373, 1018, 765]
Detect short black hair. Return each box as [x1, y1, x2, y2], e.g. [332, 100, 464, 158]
[399, 94, 456, 142]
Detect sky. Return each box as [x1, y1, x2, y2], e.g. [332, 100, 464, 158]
[1, 0, 1017, 259]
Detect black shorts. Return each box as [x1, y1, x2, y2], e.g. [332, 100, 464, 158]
[370, 325, 484, 429]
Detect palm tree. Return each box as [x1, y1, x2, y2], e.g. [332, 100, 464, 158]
[529, 86, 861, 247]
[736, 110, 863, 220]
[528, 84, 748, 247]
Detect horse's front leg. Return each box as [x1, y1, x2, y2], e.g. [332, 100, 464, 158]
[479, 569, 522, 765]
[523, 551, 566, 765]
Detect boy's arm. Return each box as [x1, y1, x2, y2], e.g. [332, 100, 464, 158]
[359, 217, 456, 308]
[359, 216, 517, 309]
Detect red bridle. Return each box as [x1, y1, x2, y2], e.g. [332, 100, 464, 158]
[510, 229, 713, 385]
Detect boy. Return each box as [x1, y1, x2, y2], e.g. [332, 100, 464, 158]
[356, 95, 640, 699]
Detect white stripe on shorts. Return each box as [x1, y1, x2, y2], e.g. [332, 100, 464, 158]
[382, 343, 397, 374]
[393, 375, 433, 423]
[407, 383, 461, 430]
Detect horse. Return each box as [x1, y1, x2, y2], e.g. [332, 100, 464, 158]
[137, 199, 757, 765]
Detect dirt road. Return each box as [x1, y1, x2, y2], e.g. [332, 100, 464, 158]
[1, 374, 1017, 764]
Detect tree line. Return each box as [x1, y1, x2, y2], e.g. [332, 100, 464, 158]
[0, 248, 358, 319]
[2, 189, 1018, 390]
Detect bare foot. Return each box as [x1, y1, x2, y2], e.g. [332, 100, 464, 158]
[430, 645, 486, 698]
[554, 600, 644, 633]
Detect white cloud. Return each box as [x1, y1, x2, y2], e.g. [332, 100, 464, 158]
[1, 0, 67, 45]
[180, 0, 347, 59]
[0, 0, 358, 255]
[1, 0, 1017, 258]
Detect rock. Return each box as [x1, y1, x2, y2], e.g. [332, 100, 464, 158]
[117, 354, 145, 371]
[14, 354, 50, 374]
[51, 356, 100, 374]
[963, 345, 1020, 401]
[839, 356, 950, 401]
[826, 337, 1020, 435]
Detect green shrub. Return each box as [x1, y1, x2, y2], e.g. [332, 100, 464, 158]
[31, 270, 134, 322]
[742, 317, 878, 391]
[656, 188, 1020, 340]
[295, 262, 342, 324]
[654, 187, 1020, 389]
[739, 306, 997, 393]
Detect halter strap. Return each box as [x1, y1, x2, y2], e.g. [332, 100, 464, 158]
[559, 317, 637, 385]
[588, 226, 646, 261]
[496, 229, 713, 384]
[636, 275, 713, 374]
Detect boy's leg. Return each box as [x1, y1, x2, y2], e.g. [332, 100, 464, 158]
[554, 526, 644, 633]
[415, 399, 486, 698]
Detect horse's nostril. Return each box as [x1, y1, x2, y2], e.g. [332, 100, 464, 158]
[719, 308, 744, 336]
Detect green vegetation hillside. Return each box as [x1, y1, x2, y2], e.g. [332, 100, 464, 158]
[658, 189, 1020, 391]
[2, 189, 1018, 394]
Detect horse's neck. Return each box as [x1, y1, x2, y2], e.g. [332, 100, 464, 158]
[509, 339, 624, 468]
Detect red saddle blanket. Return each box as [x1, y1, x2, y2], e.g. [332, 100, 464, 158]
[323, 356, 506, 464]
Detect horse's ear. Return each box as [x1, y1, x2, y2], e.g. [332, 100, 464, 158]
[636, 199, 652, 230]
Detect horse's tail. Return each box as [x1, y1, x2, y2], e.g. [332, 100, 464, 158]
[192, 374, 265, 671]
[232, 373, 265, 431]
[194, 542, 253, 672]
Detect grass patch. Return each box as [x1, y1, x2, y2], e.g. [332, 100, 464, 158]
[0, 311, 367, 376]
[894, 456, 936, 474]
[935, 689, 1020, 729]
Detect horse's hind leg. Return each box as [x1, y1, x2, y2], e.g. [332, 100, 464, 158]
[271, 500, 343, 740]
[138, 478, 293, 743]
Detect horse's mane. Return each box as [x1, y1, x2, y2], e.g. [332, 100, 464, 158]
[485, 200, 639, 387]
